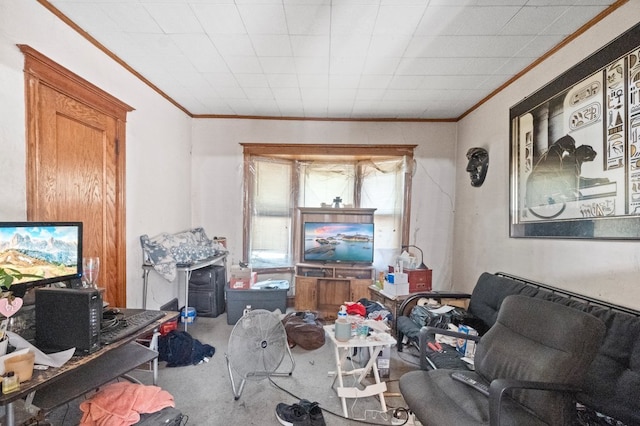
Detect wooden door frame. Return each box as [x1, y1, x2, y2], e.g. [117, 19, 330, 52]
[20, 45, 133, 306]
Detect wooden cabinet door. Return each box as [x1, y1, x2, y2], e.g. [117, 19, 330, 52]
[350, 279, 373, 302]
[294, 277, 317, 311]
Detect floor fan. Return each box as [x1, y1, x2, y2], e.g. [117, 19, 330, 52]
[225, 309, 295, 400]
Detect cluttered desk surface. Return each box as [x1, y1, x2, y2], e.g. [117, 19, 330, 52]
[0, 309, 179, 407]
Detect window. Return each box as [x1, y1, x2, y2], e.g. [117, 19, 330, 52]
[242, 144, 415, 270]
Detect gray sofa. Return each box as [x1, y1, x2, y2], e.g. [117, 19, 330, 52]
[395, 272, 640, 425]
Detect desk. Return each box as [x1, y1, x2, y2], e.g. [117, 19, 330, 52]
[323, 325, 396, 419]
[142, 254, 227, 330]
[0, 310, 178, 426]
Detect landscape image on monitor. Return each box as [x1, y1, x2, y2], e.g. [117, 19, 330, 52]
[303, 222, 374, 263]
[0, 224, 80, 284]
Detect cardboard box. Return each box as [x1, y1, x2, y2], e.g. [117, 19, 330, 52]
[229, 272, 257, 290]
[229, 264, 257, 290]
[456, 325, 478, 358]
[383, 279, 409, 296]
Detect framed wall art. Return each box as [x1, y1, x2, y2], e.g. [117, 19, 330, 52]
[510, 22, 640, 239]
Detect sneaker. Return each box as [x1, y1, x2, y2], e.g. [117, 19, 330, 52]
[275, 402, 309, 426]
[299, 399, 326, 426]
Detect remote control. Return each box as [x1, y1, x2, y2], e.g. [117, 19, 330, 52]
[451, 372, 490, 396]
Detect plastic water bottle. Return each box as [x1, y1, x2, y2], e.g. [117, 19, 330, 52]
[337, 305, 347, 320]
[243, 305, 252, 317]
[335, 305, 350, 341]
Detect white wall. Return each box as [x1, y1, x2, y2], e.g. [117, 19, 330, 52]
[0, 0, 193, 308]
[191, 119, 458, 289]
[454, 2, 640, 309]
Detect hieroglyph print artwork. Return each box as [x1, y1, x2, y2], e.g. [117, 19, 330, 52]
[510, 23, 640, 238]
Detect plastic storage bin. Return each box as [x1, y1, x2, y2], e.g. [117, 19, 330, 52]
[225, 280, 289, 325]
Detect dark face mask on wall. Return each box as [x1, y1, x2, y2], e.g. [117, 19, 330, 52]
[466, 147, 489, 187]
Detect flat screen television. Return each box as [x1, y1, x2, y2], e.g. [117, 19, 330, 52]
[303, 222, 374, 264]
[0, 222, 83, 296]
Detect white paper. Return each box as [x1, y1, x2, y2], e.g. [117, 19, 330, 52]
[427, 305, 457, 314]
[7, 331, 75, 368]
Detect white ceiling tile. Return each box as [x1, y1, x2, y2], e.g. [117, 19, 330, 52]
[224, 56, 263, 73]
[272, 87, 302, 100]
[260, 57, 297, 73]
[216, 87, 248, 99]
[171, 34, 228, 72]
[358, 75, 392, 89]
[420, 75, 488, 90]
[329, 75, 360, 89]
[235, 73, 270, 87]
[330, 36, 371, 58]
[103, 3, 163, 33]
[238, 5, 288, 34]
[251, 35, 293, 56]
[284, 4, 330, 35]
[298, 74, 328, 88]
[329, 56, 366, 75]
[500, 6, 571, 36]
[295, 57, 329, 74]
[266, 73, 299, 88]
[46, 0, 619, 119]
[290, 35, 330, 57]
[329, 90, 357, 101]
[362, 57, 400, 75]
[243, 87, 275, 99]
[330, 4, 379, 36]
[542, 6, 609, 36]
[414, 6, 465, 36]
[192, 4, 246, 34]
[143, 3, 202, 34]
[210, 34, 255, 56]
[373, 5, 426, 35]
[355, 88, 386, 101]
[202, 72, 240, 88]
[301, 87, 329, 101]
[389, 75, 425, 90]
[367, 35, 412, 57]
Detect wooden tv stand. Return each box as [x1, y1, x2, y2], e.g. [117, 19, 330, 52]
[294, 263, 374, 320]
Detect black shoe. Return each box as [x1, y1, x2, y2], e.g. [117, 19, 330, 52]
[275, 402, 309, 426]
[299, 399, 325, 426]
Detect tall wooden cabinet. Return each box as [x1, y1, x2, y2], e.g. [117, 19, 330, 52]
[294, 263, 374, 320]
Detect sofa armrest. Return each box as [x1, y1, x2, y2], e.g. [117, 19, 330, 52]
[488, 378, 581, 426]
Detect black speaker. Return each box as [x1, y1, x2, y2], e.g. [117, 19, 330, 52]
[35, 287, 102, 355]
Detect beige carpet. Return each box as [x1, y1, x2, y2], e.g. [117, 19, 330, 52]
[44, 310, 422, 425]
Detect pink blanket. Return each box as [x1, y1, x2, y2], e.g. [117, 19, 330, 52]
[79, 382, 175, 426]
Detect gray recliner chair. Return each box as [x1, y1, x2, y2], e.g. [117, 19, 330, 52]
[399, 295, 606, 426]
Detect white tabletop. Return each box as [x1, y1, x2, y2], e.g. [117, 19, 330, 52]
[323, 324, 396, 348]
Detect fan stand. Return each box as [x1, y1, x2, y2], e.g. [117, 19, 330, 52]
[225, 309, 295, 400]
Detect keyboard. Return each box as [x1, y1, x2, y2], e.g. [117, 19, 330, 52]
[100, 310, 166, 345]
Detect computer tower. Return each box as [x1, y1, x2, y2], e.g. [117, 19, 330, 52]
[188, 265, 225, 317]
[35, 287, 102, 355]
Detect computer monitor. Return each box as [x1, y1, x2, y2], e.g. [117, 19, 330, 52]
[0, 222, 83, 296]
